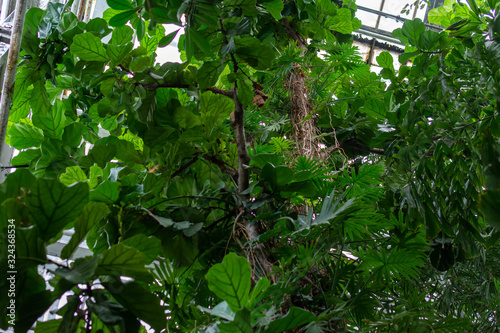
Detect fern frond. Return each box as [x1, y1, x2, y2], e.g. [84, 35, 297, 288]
[360, 248, 424, 282]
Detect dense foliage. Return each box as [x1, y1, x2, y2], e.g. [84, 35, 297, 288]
[1, 0, 500, 331]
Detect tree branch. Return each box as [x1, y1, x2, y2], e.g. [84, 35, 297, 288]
[170, 154, 200, 179]
[135, 82, 233, 98]
[281, 18, 307, 51]
[230, 85, 250, 194]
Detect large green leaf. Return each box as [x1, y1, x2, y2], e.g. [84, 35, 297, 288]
[359, 98, 387, 120]
[205, 253, 251, 312]
[55, 257, 98, 284]
[263, 0, 284, 20]
[107, 0, 134, 10]
[401, 18, 425, 45]
[110, 25, 134, 45]
[104, 281, 166, 331]
[27, 179, 89, 241]
[479, 189, 500, 229]
[264, 307, 316, 333]
[61, 202, 110, 259]
[235, 36, 274, 69]
[70, 32, 108, 61]
[7, 123, 45, 149]
[32, 101, 66, 140]
[200, 92, 233, 135]
[89, 180, 120, 204]
[122, 234, 162, 264]
[97, 243, 151, 280]
[109, 9, 136, 27]
[59, 166, 87, 186]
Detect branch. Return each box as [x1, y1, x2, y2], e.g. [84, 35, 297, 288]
[338, 140, 386, 156]
[0, 164, 29, 169]
[170, 154, 200, 179]
[203, 154, 238, 177]
[281, 18, 307, 51]
[230, 85, 250, 194]
[135, 82, 233, 98]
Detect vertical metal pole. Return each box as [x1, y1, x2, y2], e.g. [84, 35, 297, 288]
[0, 0, 27, 160]
[0, 0, 9, 23]
[375, 0, 386, 29]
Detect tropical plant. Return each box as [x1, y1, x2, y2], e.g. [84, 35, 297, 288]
[0, 0, 499, 332]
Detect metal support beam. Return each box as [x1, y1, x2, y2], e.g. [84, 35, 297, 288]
[0, 0, 27, 169]
[357, 5, 442, 31]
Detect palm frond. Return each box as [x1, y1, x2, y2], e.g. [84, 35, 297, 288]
[360, 248, 424, 282]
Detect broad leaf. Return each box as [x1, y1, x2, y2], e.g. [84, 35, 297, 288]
[104, 281, 167, 331]
[97, 243, 150, 280]
[7, 123, 45, 149]
[28, 179, 89, 241]
[61, 202, 110, 259]
[265, 307, 316, 333]
[206, 253, 252, 312]
[71, 32, 108, 61]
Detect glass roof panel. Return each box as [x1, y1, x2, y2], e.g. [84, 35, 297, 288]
[356, 0, 430, 31]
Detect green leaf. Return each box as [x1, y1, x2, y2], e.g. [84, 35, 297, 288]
[260, 163, 295, 191]
[89, 180, 120, 204]
[109, 9, 136, 27]
[107, 0, 134, 10]
[136, 18, 145, 41]
[237, 78, 254, 107]
[71, 32, 108, 61]
[199, 93, 233, 135]
[55, 257, 98, 284]
[248, 277, 270, 307]
[186, 27, 211, 55]
[197, 60, 221, 89]
[89, 143, 117, 168]
[151, 6, 176, 24]
[97, 243, 150, 279]
[361, 248, 424, 281]
[11, 89, 32, 122]
[89, 165, 103, 189]
[401, 18, 426, 46]
[263, 0, 284, 20]
[62, 122, 87, 148]
[107, 42, 134, 65]
[199, 301, 235, 321]
[104, 281, 167, 331]
[122, 234, 162, 264]
[235, 36, 274, 69]
[115, 139, 143, 163]
[28, 180, 89, 241]
[11, 149, 40, 166]
[376, 51, 394, 71]
[59, 166, 87, 186]
[24, 7, 45, 36]
[7, 123, 45, 149]
[110, 25, 134, 45]
[61, 202, 110, 259]
[265, 307, 316, 333]
[219, 308, 252, 333]
[479, 189, 500, 229]
[32, 100, 67, 140]
[159, 29, 180, 47]
[130, 56, 151, 72]
[30, 77, 51, 116]
[329, 8, 353, 34]
[359, 98, 387, 120]
[205, 253, 252, 312]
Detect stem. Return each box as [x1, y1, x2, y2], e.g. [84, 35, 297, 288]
[231, 84, 250, 195]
